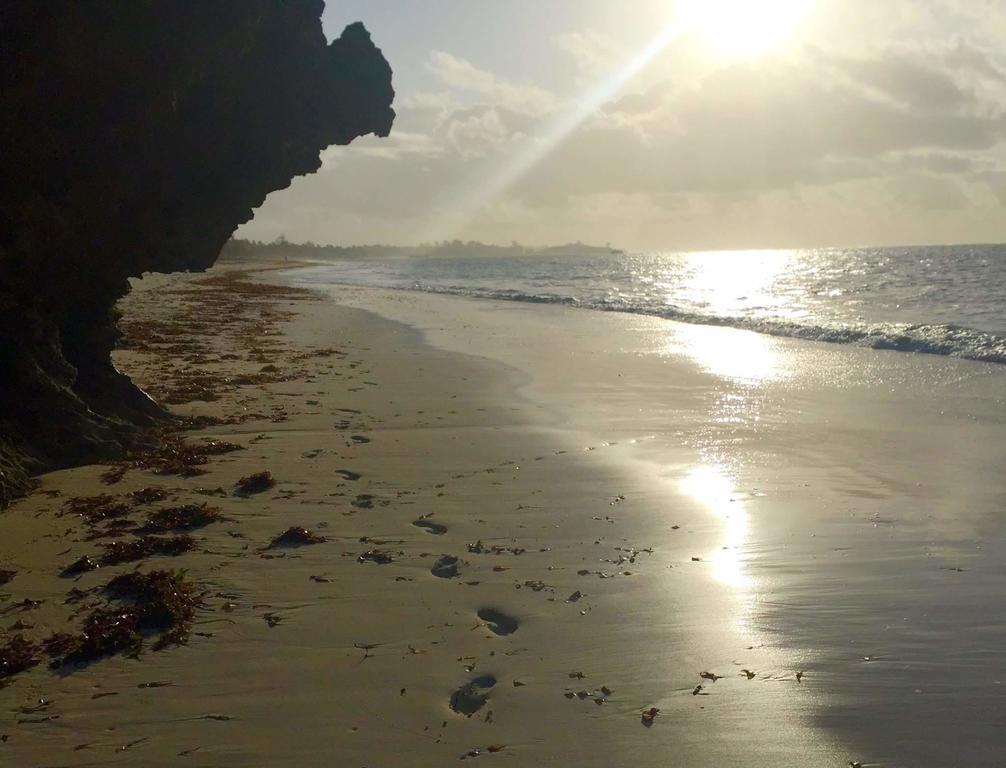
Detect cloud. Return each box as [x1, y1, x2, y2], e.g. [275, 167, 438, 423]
[426, 51, 556, 115]
[508, 45, 1006, 207]
[554, 29, 624, 77]
[243, 27, 1006, 250]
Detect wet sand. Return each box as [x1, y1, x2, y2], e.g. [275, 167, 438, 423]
[1, 263, 1003, 766]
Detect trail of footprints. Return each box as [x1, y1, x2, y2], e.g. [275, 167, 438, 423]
[333, 434, 532, 721]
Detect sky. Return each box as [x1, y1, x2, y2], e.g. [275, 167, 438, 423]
[237, 0, 1006, 251]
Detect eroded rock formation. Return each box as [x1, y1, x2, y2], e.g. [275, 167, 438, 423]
[0, 2, 394, 504]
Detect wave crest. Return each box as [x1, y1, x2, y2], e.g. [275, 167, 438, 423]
[407, 283, 1006, 365]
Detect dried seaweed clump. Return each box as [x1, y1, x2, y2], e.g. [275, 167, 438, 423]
[61, 555, 100, 577]
[104, 436, 245, 484]
[128, 487, 170, 505]
[141, 504, 222, 533]
[358, 549, 394, 565]
[0, 635, 40, 679]
[100, 535, 195, 566]
[63, 495, 132, 525]
[235, 471, 276, 496]
[46, 570, 198, 667]
[268, 527, 328, 548]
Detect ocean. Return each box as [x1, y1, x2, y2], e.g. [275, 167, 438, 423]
[289, 243, 1006, 365]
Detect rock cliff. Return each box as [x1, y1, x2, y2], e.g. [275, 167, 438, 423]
[0, 1, 394, 504]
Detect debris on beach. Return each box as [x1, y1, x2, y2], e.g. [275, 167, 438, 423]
[796, 671, 804, 683]
[141, 504, 222, 533]
[269, 527, 328, 548]
[358, 549, 394, 564]
[61, 555, 99, 577]
[63, 495, 132, 525]
[234, 471, 276, 496]
[467, 540, 525, 556]
[103, 436, 244, 485]
[128, 487, 170, 505]
[99, 535, 196, 565]
[7, 598, 44, 612]
[0, 635, 40, 679]
[461, 744, 505, 759]
[641, 707, 659, 726]
[45, 570, 198, 668]
[564, 684, 611, 705]
[699, 671, 722, 682]
[741, 669, 756, 679]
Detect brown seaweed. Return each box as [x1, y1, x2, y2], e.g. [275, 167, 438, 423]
[99, 535, 195, 566]
[128, 487, 170, 505]
[140, 504, 222, 533]
[0, 635, 40, 679]
[47, 570, 198, 668]
[235, 471, 276, 496]
[61, 556, 99, 578]
[268, 527, 327, 548]
[63, 496, 132, 525]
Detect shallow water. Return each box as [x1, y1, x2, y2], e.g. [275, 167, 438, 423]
[319, 282, 1006, 767]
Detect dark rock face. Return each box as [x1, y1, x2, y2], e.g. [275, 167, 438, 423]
[0, 2, 394, 505]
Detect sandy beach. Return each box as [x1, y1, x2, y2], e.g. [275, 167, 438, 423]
[1, 261, 1003, 767]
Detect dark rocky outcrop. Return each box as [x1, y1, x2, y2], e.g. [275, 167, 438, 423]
[0, 2, 394, 505]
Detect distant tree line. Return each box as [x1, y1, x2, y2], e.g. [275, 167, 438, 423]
[220, 236, 623, 262]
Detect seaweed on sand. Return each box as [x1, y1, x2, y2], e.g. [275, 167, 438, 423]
[128, 487, 170, 505]
[234, 471, 275, 496]
[103, 436, 245, 484]
[46, 570, 199, 667]
[140, 504, 222, 533]
[61, 555, 100, 577]
[0, 635, 40, 680]
[268, 527, 327, 548]
[99, 535, 195, 566]
[63, 495, 132, 525]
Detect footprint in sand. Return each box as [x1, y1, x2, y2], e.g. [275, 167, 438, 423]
[412, 518, 447, 535]
[477, 608, 518, 636]
[450, 675, 497, 716]
[351, 494, 375, 509]
[335, 469, 361, 481]
[431, 555, 460, 578]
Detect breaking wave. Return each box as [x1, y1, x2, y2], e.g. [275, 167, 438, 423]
[400, 283, 1006, 366]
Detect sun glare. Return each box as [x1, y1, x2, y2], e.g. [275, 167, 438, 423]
[675, 0, 816, 59]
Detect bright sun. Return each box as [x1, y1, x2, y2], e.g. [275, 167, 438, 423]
[675, 0, 816, 59]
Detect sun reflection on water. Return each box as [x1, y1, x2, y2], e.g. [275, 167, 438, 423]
[681, 464, 751, 589]
[657, 249, 796, 386]
[672, 323, 785, 385]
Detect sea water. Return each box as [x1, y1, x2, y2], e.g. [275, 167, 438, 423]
[289, 243, 1006, 365]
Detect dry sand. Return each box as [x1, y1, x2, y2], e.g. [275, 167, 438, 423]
[1, 261, 1003, 766]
